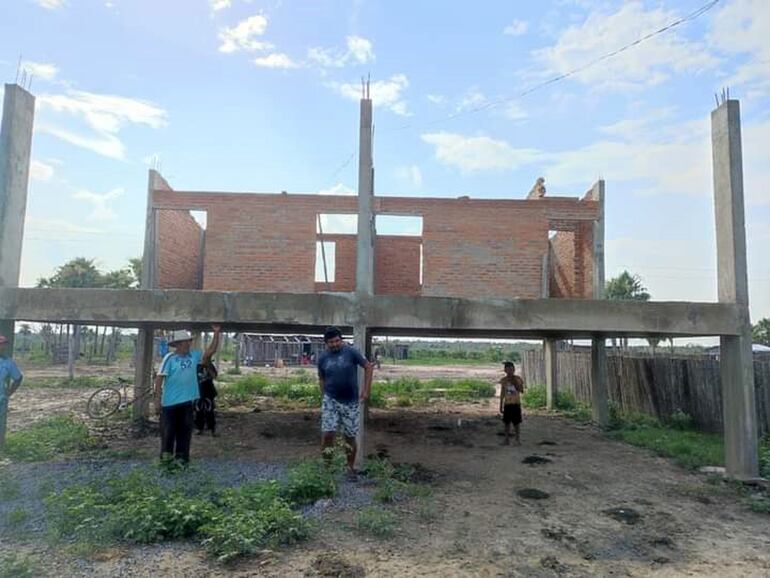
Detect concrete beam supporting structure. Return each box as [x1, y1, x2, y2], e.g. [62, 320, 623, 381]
[132, 170, 161, 427]
[0, 288, 744, 338]
[589, 180, 609, 427]
[0, 84, 34, 449]
[711, 100, 759, 480]
[544, 338, 558, 410]
[0, 84, 34, 355]
[354, 89, 375, 470]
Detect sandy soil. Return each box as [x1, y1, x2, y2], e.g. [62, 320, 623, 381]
[4, 364, 770, 577]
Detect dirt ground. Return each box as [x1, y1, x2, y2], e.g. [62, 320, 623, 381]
[4, 363, 770, 577]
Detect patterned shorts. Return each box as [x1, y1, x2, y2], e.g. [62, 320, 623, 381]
[321, 395, 360, 438]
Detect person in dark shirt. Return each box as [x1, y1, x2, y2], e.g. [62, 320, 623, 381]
[317, 326, 374, 478]
[194, 361, 218, 437]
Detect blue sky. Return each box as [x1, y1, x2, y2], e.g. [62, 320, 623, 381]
[2, 0, 769, 323]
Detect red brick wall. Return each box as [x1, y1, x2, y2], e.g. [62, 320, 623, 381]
[375, 236, 421, 295]
[156, 210, 203, 289]
[152, 190, 599, 299]
[314, 234, 356, 292]
[550, 232, 575, 298]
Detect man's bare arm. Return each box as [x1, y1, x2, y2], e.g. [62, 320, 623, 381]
[9, 377, 22, 396]
[202, 325, 221, 365]
[361, 362, 374, 401]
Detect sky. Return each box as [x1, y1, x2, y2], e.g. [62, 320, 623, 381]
[1, 0, 769, 325]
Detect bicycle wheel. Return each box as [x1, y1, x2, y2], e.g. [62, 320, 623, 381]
[87, 387, 122, 419]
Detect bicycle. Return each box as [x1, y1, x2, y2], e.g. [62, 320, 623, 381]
[86, 377, 156, 420]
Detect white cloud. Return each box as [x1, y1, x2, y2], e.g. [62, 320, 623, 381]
[253, 53, 299, 69]
[307, 35, 375, 68]
[72, 188, 124, 221]
[211, 0, 231, 11]
[25, 217, 104, 239]
[318, 183, 355, 195]
[710, 0, 770, 91]
[32, 0, 67, 9]
[456, 88, 487, 112]
[503, 101, 528, 121]
[38, 90, 167, 160]
[534, 2, 719, 90]
[426, 94, 446, 105]
[21, 61, 58, 82]
[503, 19, 529, 36]
[327, 74, 410, 115]
[395, 165, 423, 188]
[543, 116, 770, 206]
[30, 160, 55, 182]
[218, 14, 271, 53]
[421, 132, 540, 173]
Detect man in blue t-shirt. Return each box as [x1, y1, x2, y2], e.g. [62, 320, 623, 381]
[154, 325, 221, 463]
[317, 326, 374, 477]
[0, 334, 23, 448]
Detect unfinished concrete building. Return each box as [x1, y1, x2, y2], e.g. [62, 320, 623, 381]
[0, 81, 761, 479]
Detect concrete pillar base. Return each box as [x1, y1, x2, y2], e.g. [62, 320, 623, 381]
[721, 331, 759, 479]
[591, 336, 609, 428]
[544, 338, 558, 410]
[133, 326, 155, 427]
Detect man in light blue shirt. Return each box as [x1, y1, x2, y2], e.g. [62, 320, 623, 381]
[154, 325, 221, 463]
[0, 334, 23, 448]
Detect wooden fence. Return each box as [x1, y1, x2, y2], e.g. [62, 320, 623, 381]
[521, 349, 770, 435]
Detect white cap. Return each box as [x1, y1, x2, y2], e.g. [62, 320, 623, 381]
[168, 330, 193, 345]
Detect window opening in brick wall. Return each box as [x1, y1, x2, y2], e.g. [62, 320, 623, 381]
[376, 215, 423, 236]
[190, 210, 208, 230]
[317, 214, 357, 234]
[315, 241, 336, 283]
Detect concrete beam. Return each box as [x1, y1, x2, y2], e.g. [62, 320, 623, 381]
[0, 288, 743, 338]
[712, 99, 759, 480]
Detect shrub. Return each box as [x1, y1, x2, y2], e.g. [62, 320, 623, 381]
[355, 507, 397, 538]
[2, 415, 94, 461]
[668, 410, 694, 431]
[279, 459, 340, 505]
[4, 507, 30, 527]
[0, 553, 37, 578]
[521, 385, 546, 409]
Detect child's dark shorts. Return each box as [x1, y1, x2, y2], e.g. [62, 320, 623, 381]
[503, 404, 522, 425]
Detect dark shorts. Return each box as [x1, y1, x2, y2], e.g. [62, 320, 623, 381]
[503, 404, 522, 425]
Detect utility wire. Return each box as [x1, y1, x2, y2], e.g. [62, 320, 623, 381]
[384, 0, 722, 134]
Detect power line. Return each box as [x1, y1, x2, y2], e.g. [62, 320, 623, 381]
[384, 0, 722, 134]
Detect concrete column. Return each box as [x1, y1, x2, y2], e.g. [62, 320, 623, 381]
[353, 324, 368, 470]
[544, 338, 558, 410]
[591, 336, 609, 427]
[354, 88, 375, 470]
[133, 170, 161, 425]
[589, 180, 608, 427]
[0, 84, 35, 353]
[133, 325, 154, 427]
[711, 99, 759, 480]
[356, 92, 375, 294]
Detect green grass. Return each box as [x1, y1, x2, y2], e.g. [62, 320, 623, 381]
[0, 553, 38, 578]
[45, 458, 341, 563]
[395, 357, 499, 366]
[355, 507, 397, 538]
[371, 377, 495, 406]
[221, 374, 494, 408]
[608, 425, 725, 470]
[1, 415, 95, 461]
[0, 474, 21, 501]
[4, 507, 30, 528]
[23, 375, 129, 389]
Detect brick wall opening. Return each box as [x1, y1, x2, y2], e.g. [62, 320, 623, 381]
[315, 241, 336, 284]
